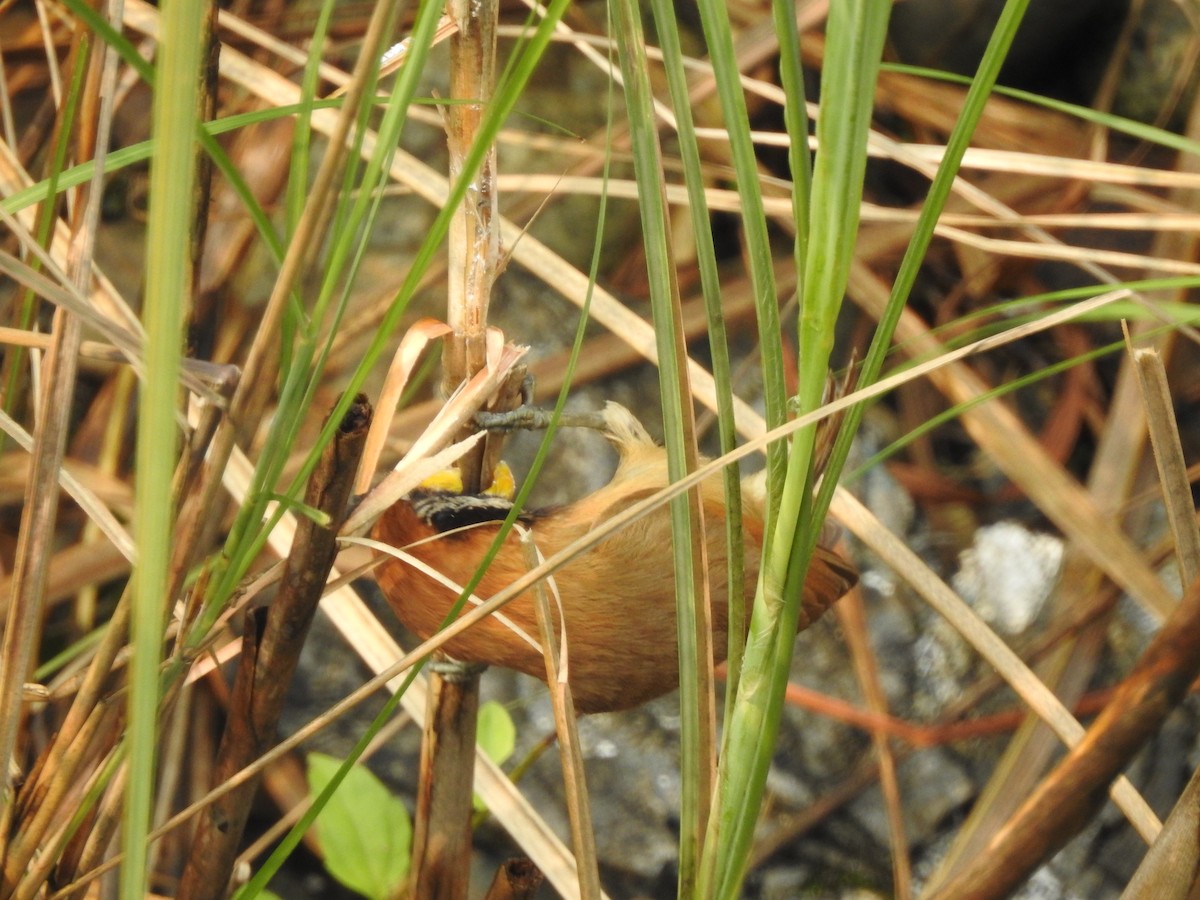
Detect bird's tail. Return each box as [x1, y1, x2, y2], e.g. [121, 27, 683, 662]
[600, 401, 655, 450]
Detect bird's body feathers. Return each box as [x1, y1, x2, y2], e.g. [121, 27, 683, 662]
[373, 402, 856, 713]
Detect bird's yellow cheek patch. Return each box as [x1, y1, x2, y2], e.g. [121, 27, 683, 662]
[484, 461, 516, 499]
[417, 460, 516, 499]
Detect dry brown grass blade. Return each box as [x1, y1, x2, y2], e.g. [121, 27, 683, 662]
[495, 173, 1200, 277]
[0, 142, 141, 341]
[0, 538, 129, 618]
[0, 267, 84, 862]
[1115, 342, 1200, 900]
[921, 300, 1169, 888]
[1128, 337, 1200, 585]
[523, 532, 601, 900]
[849, 261, 1175, 622]
[831, 487, 1160, 842]
[0, 242, 230, 405]
[355, 318, 451, 494]
[71, 364, 136, 633]
[927, 569, 1200, 900]
[835, 583, 911, 899]
[0, 27, 124, 829]
[0, 408, 135, 562]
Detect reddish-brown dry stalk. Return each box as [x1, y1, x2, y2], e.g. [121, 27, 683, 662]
[929, 574, 1200, 899]
[176, 395, 369, 900]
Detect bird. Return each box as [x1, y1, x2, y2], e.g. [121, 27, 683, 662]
[372, 402, 857, 714]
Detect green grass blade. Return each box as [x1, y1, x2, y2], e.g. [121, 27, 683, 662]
[700, 1, 889, 895]
[884, 61, 1200, 159]
[813, 0, 1033, 546]
[123, 0, 206, 892]
[644, 0, 746, 714]
[610, 0, 710, 888]
[692, 0, 788, 512]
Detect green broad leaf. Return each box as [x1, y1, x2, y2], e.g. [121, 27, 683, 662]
[473, 701, 516, 812]
[476, 701, 516, 765]
[233, 890, 282, 900]
[306, 753, 411, 900]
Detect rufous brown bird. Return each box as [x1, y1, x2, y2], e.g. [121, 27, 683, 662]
[373, 402, 856, 714]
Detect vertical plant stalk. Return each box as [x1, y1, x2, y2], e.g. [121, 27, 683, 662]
[700, 1, 888, 895]
[644, 0, 745, 716]
[0, 306, 82, 885]
[1119, 343, 1200, 900]
[440, 0, 500, 494]
[410, 2, 504, 897]
[0, 15, 113, 881]
[1130, 343, 1200, 581]
[0, 47, 91, 840]
[177, 396, 369, 900]
[525, 535, 601, 898]
[183, 0, 219, 356]
[408, 658, 486, 900]
[609, 1, 714, 890]
[141, 4, 219, 883]
[123, 0, 207, 892]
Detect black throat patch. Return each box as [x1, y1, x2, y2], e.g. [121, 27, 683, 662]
[408, 490, 525, 533]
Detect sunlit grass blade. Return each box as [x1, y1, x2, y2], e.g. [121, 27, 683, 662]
[814, 0, 1034, 530]
[643, 0, 746, 713]
[884, 60, 1200, 158]
[610, 0, 712, 889]
[691, 0, 788, 509]
[699, 0, 889, 895]
[124, 0, 207, 893]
